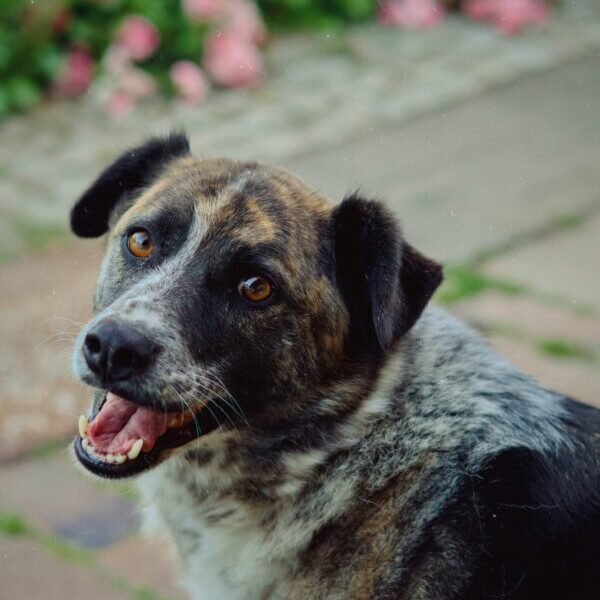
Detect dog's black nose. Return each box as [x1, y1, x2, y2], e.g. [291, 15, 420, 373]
[83, 320, 159, 382]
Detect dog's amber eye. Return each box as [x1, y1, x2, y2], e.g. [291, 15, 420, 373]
[238, 276, 273, 303]
[127, 229, 154, 259]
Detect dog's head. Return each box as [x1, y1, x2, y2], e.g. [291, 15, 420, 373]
[71, 133, 442, 479]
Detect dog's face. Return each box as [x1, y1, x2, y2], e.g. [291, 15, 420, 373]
[71, 134, 442, 479]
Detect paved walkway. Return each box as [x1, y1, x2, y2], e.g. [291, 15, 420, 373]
[1, 6, 599, 598]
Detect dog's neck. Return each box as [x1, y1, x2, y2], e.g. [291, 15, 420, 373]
[136, 348, 407, 597]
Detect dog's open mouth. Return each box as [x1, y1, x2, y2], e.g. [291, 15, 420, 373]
[74, 392, 208, 478]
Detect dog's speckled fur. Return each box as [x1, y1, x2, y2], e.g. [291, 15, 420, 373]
[71, 134, 600, 599]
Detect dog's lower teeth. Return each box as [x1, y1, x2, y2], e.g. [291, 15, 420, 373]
[80, 434, 138, 465]
[78, 403, 149, 465]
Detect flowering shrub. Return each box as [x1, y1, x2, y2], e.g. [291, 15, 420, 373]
[257, 0, 375, 28]
[0, 0, 553, 118]
[464, 0, 549, 36]
[378, 0, 445, 29]
[0, 0, 267, 117]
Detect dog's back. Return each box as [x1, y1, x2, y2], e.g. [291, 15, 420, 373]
[363, 308, 600, 600]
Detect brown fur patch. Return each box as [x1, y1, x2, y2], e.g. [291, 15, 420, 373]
[287, 453, 439, 599]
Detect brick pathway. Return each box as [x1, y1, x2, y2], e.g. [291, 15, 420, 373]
[1, 6, 600, 598]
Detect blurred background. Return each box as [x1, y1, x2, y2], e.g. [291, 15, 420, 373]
[1, 0, 599, 598]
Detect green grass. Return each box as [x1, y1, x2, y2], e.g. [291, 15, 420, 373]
[0, 512, 165, 600]
[0, 511, 92, 563]
[40, 533, 93, 565]
[467, 210, 589, 267]
[551, 213, 586, 231]
[536, 338, 595, 361]
[482, 326, 597, 364]
[0, 218, 70, 263]
[15, 219, 69, 253]
[25, 438, 71, 459]
[436, 266, 524, 305]
[131, 588, 164, 600]
[435, 264, 597, 317]
[0, 513, 30, 536]
[528, 291, 598, 317]
[484, 322, 524, 339]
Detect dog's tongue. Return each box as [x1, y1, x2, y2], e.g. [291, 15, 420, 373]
[88, 392, 175, 455]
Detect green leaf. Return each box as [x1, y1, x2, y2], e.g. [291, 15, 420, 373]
[36, 45, 64, 79]
[0, 85, 10, 116]
[6, 77, 41, 110]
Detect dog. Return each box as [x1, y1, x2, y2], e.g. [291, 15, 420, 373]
[71, 133, 600, 599]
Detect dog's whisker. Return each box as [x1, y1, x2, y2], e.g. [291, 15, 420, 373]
[36, 316, 87, 328]
[195, 381, 244, 428]
[185, 379, 244, 433]
[181, 381, 234, 434]
[175, 369, 236, 413]
[181, 396, 205, 440]
[181, 388, 227, 444]
[168, 384, 205, 442]
[192, 372, 248, 425]
[34, 330, 79, 350]
[170, 376, 216, 429]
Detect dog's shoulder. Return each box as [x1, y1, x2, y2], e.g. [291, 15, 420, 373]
[365, 308, 600, 599]
[459, 396, 600, 600]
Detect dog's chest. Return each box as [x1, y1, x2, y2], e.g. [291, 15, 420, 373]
[139, 463, 289, 600]
[180, 511, 285, 600]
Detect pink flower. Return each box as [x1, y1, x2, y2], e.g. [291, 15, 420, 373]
[100, 45, 157, 116]
[378, 0, 445, 30]
[170, 60, 210, 103]
[464, 0, 548, 35]
[117, 16, 160, 61]
[104, 45, 131, 78]
[223, 0, 268, 45]
[182, 0, 222, 21]
[120, 66, 157, 100]
[203, 30, 263, 89]
[54, 47, 94, 97]
[105, 90, 135, 116]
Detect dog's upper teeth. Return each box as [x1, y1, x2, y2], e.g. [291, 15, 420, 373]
[127, 439, 144, 460]
[114, 454, 126, 464]
[78, 415, 88, 438]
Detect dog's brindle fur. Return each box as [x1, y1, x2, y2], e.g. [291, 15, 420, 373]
[71, 134, 600, 599]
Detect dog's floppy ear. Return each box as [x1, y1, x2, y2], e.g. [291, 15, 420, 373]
[333, 194, 443, 353]
[70, 133, 190, 238]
